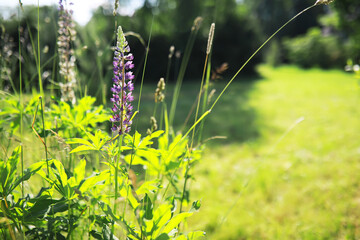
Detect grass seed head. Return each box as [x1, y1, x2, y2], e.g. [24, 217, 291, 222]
[315, 0, 335, 5]
[155, 77, 166, 103]
[192, 16, 203, 31]
[207, 23, 215, 55]
[169, 45, 175, 59]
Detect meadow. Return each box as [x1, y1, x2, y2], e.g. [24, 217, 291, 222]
[189, 65, 360, 239]
[1, 0, 359, 239]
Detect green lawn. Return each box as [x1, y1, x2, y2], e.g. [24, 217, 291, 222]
[187, 65, 360, 239]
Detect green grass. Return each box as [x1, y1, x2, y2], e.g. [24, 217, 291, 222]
[187, 65, 360, 239]
[2, 65, 359, 239]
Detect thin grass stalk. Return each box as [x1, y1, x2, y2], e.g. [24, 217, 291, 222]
[18, 6, 25, 238]
[18, 0, 40, 76]
[209, 5, 316, 112]
[37, 0, 44, 96]
[190, 52, 209, 149]
[5, 71, 18, 96]
[39, 96, 49, 176]
[198, 56, 212, 143]
[178, 53, 209, 214]
[163, 5, 316, 201]
[179, 24, 214, 213]
[161, 110, 211, 199]
[169, 26, 200, 128]
[123, 18, 154, 239]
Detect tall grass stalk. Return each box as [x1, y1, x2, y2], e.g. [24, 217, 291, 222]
[169, 18, 202, 128]
[37, 0, 43, 96]
[209, 4, 316, 112]
[197, 56, 212, 143]
[39, 96, 49, 175]
[18, 5, 25, 239]
[180, 23, 214, 214]
[18, 0, 40, 91]
[123, 18, 154, 236]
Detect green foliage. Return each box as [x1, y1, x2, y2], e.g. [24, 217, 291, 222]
[50, 96, 110, 138]
[283, 27, 347, 68]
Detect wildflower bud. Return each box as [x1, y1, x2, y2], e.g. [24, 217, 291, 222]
[206, 23, 215, 55]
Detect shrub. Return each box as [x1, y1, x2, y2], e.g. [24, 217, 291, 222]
[283, 27, 347, 68]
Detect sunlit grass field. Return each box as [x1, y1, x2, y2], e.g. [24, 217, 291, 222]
[187, 65, 360, 239]
[2, 65, 359, 239]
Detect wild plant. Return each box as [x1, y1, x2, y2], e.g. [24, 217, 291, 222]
[0, 0, 336, 239]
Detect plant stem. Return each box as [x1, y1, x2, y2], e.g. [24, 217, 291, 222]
[198, 55, 212, 143]
[169, 28, 199, 128]
[37, 0, 43, 96]
[39, 97, 49, 176]
[18, 7, 25, 238]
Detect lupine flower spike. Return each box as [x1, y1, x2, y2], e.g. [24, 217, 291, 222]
[110, 26, 135, 135]
[58, 0, 77, 104]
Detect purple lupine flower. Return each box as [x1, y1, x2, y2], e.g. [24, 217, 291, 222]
[111, 26, 135, 135]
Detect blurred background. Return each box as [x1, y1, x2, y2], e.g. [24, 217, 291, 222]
[1, 0, 359, 95]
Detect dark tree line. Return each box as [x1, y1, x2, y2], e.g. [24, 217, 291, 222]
[1, 0, 359, 96]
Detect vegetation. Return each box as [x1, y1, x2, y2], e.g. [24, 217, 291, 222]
[191, 65, 360, 239]
[1, 0, 360, 239]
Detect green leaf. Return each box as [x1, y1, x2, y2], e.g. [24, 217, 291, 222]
[70, 144, 97, 154]
[143, 194, 153, 220]
[155, 233, 170, 240]
[1, 146, 21, 195]
[9, 160, 47, 193]
[79, 170, 110, 193]
[119, 184, 139, 209]
[53, 160, 68, 187]
[162, 212, 193, 234]
[139, 130, 164, 148]
[66, 138, 93, 146]
[136, 180, 161, 196]
[152, 204, 172, 237]
[74, 159, 86, 185]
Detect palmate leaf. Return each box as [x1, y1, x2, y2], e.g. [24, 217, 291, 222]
[0, 146, 20, 195]
[67, 130, 110, 154]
